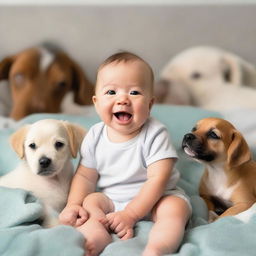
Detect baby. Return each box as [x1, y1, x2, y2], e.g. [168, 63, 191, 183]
[59, 52, 191, 256]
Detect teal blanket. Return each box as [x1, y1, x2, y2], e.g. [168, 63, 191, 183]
[1, 105, 255, 256]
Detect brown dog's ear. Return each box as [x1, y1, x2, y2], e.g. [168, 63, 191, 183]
[70, 60, 94, 105]
[10, 125, 29, 159]
[227, 130, 251, 168]
[0, 56, 14, 80]
[62, 121, 86, 158]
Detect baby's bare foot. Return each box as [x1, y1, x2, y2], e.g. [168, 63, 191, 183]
[84, 231, 112, 256]
[77, 218, 112, 256]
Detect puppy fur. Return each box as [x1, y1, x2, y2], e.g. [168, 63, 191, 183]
[182, 117, 256, 220]
[0, 119, 86, 227]
[0, 44, 94, 120]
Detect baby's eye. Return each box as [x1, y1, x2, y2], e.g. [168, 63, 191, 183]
[106, 90, 116, 95]
[130, 90, 141, 95]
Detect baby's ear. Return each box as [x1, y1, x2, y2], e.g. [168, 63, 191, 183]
[62, 122, 86, 158]
[10, 125, 30, 159]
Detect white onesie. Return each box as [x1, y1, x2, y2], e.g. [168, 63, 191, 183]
[80, 117, 186, 205]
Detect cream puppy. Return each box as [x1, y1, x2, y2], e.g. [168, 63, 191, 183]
[0, 119, 86, 227]
[155, 46, 256, 108]
[161, 46, 256, 88]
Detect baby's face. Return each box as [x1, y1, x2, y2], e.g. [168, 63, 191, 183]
[93, 60, 154, 141]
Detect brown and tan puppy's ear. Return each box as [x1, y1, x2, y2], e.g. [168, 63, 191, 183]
[227, 130, 251, 168]
[10, 125, 29, 159]
[0, 56, 15, 80]
[69, 58, 94, 105]
[62, 121, 86, 158]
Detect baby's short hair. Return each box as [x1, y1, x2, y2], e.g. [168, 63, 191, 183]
[97, 51, 154, 89]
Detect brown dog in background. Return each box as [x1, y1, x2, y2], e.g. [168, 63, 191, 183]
[0, 43, 94, 120]
[182, 117, 256, 221]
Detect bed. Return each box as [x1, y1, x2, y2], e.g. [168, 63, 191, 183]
[1, 2, 256, 255]
[1, 104, 256, 256]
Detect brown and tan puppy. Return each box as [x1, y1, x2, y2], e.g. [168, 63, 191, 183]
[182, 117, 256, 220]
[0, 44, 94, 120]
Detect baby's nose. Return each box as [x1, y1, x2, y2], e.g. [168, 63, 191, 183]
[117, 94, 130, 105]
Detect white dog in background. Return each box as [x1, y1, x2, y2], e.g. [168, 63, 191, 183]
[0, 119, 86, 227]
[155, 46, 256, 110]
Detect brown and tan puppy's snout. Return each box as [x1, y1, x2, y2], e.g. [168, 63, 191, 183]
[182, 132, 216, 162]
[182, 117, 251, 165]
[182, 118, 251, 165]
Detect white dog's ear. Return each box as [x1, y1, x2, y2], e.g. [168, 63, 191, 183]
[221, 54, 242, 85]
[227, 130, 251, 168]
[62, 122, 86, 158]
[222, 53, 256, 86]
[10, 125, 29, 159]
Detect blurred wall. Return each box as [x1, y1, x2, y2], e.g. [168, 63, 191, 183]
[0, 4, 256, 82]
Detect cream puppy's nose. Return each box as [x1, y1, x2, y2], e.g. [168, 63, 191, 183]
[39, 156, 52, 168]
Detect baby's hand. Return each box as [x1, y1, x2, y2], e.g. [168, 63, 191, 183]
[59, 204, 88, 227]
[106, 210, 137, 240]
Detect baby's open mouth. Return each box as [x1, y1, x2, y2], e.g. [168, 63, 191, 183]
[114, 112, 132, 121]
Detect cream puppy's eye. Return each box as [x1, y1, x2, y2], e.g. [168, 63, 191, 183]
[29, 143, 36, 150]
[106, 90, 116, 95]
[191, 72, 202, 80]
[55, 141, 64, 150]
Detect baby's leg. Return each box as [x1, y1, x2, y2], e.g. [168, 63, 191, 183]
[142, 195, 190, 256]
[77, 192, 114, 256]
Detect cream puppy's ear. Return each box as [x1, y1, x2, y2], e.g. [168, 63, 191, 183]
[10, 125, 30, 159]
[222, 52, 256, 86]
[227, 130, 251, 168]
[62, 122, 86, 158]
[221, 53, 242, 85]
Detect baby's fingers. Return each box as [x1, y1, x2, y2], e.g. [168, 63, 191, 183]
[75, 208, 89, 227]
[79, 208, 88, 220]
[59, 211, 75, 225]
[99, 217, 111, 231]
[105, 212, 114, 222]
[114, 223, 124, 234]
[106, 213, 117, 229]
[75, 217, 86, 227]
[117, 229, 127, 238]
[121, 228, 133, 240]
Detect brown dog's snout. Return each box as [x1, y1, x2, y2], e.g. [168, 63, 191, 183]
[182, 133, 197, 148]
[182, 131, 216, 162]
[183, 133, 196, 142]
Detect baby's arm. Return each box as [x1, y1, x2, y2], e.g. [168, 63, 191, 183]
[106, 158, 175, 239]
[59, 165, 98, 227]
